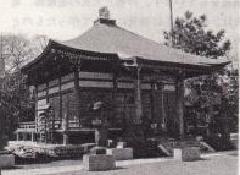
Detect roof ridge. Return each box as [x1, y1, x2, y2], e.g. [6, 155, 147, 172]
[115, 25, 166, 48]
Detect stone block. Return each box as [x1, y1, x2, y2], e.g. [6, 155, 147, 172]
[117, 142, 127, 148]
[83, 154, 116, 171]
[106, 148, 133, 160]
[0, 154, 15, 167]
[173, 147, 200, 162]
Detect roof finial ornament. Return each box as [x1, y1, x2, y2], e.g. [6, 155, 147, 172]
[99, 6, 110, 20]
[94, 6, 116, 26]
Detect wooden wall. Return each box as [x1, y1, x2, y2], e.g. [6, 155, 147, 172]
[34, 71, 176, 129]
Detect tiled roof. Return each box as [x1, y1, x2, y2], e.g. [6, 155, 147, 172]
[55, 21, 229, 67]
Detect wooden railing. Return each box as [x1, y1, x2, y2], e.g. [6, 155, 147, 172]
[18, 117, 124, 132]
[18, 121, 35, 128]
[17, 121, 36, 132]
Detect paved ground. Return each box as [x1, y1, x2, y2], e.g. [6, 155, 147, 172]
[1, 151, 238, 175]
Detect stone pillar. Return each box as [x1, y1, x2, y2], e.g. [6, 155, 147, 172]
[175, 76, 185, 140]
[134, 66, 142, 124]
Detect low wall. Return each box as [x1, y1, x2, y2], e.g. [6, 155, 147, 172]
[106, 148, 133, 160]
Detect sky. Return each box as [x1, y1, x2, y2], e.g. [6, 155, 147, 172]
[0, 0, 239, 65]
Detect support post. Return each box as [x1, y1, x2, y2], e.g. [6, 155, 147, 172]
[175, 76, 185, 140]
[95, 129, 101, 146]
[34, 85, 38, 135]
[16, 132, 19, 141]
[73, 69, 81, 125]
[95, 127, 108, 147]
[46, 82, 49, 103]
[63, 132, 68, 145]
[150, 82, 155, 121]
[112, 72, 118, 124]
[134, 66, 142, 124]
[31, 132, 34, 142]
[59, 77, 62, 127]
[23, 133, 27, 141]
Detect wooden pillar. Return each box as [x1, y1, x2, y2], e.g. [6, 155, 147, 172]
[134, 66, 142, 124]
[34, 85, 38, 132]
[16, 132, 19, 141]
[62, 96, 69, 131]
[46, 82, 49, 103]
[160, 83, 166, 131]
[150, 82, 155, 121]
[31, 132, 34, 142]
[58, 77, 62, 126]
[95, 127, 108, 147]
[73, 69, 81, 125]
[94, 130, 100, 146]
[23, 133, 27, 141]
[45, 82, 50, 143]
[175, 76, 185, 140]
[112, 72, 118, 123]
[63, 132, 68, 145]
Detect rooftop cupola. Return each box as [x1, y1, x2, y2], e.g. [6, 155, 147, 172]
[94, 6, 117, 26]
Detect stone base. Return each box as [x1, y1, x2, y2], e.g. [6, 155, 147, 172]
[106, 148, 133, 160]
[173, 147, 200, 162]
[0, 154, 15, 167]
[83, 154, 116, 171]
